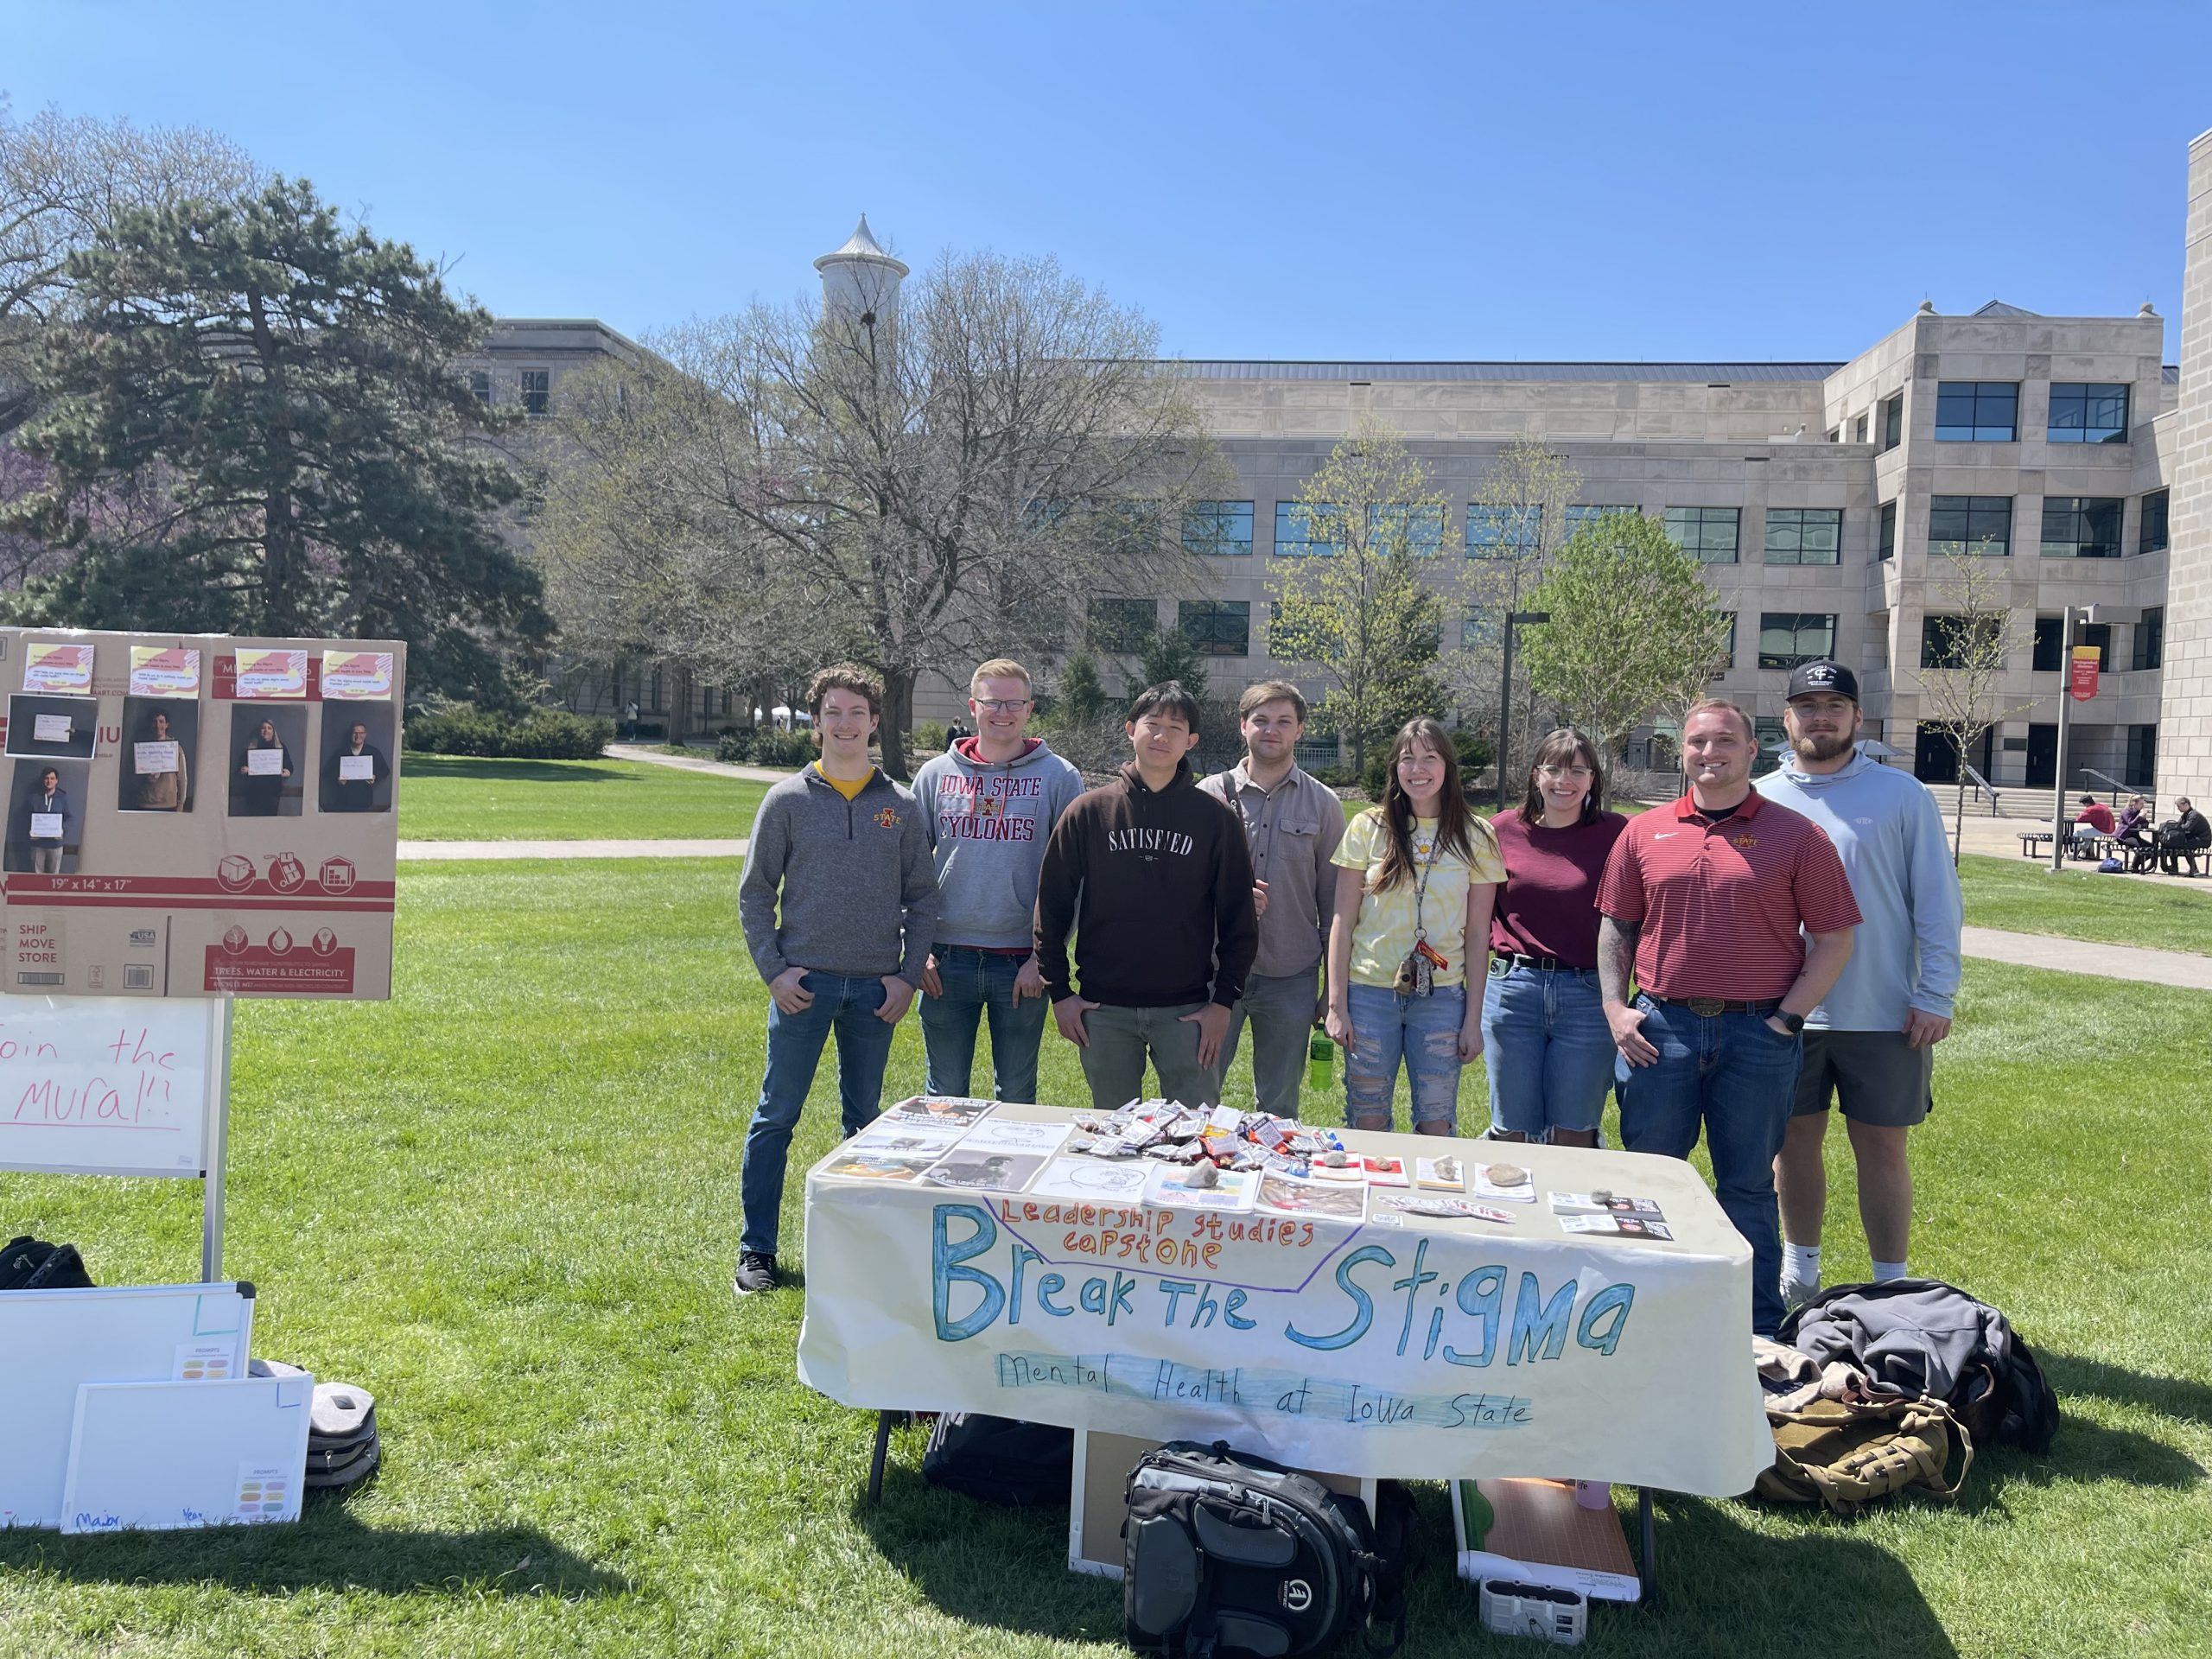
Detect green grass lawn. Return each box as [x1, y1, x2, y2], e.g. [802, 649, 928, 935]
[2, 857, 2206, 1656]
[1958, 853, 2212, 957]
[397, 756, 768, 841]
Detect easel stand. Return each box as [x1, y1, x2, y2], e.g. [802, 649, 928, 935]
[200, 997, 234, 1281]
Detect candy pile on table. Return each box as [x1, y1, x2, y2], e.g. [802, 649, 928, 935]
[1063, 1098, 1350, 1182]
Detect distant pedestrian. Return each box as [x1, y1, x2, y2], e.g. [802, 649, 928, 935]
[625, 700, 639, 741]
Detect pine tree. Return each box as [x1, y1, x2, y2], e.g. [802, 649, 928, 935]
[1055, 648, 1109, 722]
[5, 176, 544, 700]
[1136, 624, 1208, 702]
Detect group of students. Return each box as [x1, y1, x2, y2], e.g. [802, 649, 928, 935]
[2071, 790, 2209, 874]
[734, 655, 1963, 1340]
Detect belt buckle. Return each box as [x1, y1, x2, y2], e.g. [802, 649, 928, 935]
[1686, 996, 1726, 1018]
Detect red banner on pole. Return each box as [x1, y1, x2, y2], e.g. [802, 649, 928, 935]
[2069, 645, 2101, 702]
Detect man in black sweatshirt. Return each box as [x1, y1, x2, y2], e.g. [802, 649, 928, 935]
[1034, 681, 1258, 1110]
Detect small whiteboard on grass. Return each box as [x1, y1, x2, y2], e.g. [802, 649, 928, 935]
[0, 996, 221, 1177]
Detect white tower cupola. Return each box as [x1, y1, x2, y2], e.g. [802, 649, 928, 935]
[814, 214, 909, 330]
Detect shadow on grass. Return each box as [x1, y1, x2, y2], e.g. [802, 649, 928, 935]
[0, 1510, 632, 1600]
[852, 1459, 1961, 1656]
[400, 756, 624, 785]
[2039, 1349, 2212, 1428]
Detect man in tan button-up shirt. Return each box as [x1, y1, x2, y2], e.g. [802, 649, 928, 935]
[1199, 681, 1346, 1114]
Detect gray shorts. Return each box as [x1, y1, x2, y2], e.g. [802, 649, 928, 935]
[1791, 1029, 1934, 1127]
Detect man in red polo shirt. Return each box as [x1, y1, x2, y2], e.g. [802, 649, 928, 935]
[1596, 698, 1859, 1336]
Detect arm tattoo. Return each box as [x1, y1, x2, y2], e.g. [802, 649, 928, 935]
[1598, 916, 1639, 1007]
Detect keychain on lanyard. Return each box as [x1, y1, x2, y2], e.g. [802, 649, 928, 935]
[1392, 827, 1446, 996]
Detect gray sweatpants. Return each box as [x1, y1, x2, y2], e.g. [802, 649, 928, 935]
[1219, 965, 1321, 1117]
[1077, 1001, 1218, 1111]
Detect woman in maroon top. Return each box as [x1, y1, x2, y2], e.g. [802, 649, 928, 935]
[1481, 730, 1628, 1146]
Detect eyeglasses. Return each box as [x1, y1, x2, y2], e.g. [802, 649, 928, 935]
[1536, 765, 1594, 779]
[972, 698, 1031, 713]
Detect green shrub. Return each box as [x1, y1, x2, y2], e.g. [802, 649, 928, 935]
[913, 721, 949, 754]
[715, 729, 755, 764]
[1452, 728, 1496, 774]
[1362, 750, 1392, 804]
[1308, 766, 1358, 792]
[749, 728, 817, 768]
[404, 704, 613, 760]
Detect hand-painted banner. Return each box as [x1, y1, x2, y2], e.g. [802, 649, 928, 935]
[798, 1127, 1774, 1494]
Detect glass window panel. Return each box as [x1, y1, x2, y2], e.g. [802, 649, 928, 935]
[1179, 600, 1250, 657]
[1183, 501, 1253, 556]
[2140, 489, 2169, 554]
[1370, 503, 1443, 556]
[1466, 503, 1540, 557]
[1878, 501, 1896, 560]
[1664, 506, 1740, 563]
[1565, 505, 1637, 531]
[1274, 500, 1344, 556]
[1757, 612, 1836, 670]
[1088, 596, 1157, 652]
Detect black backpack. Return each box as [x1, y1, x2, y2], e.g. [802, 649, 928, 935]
[0, 1236, 93, 1291]
[920, 1413, 1074, 1508]
[1779, 1279, 2060, 1455]
[1124, 1440, 1411, 1659]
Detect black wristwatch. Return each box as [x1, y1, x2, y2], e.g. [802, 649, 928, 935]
[1773, 1010, 1805, 1035]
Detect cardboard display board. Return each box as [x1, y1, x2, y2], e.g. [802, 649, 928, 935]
[799, 1107, 1775, 1494]
[0, 629, 402, 1001]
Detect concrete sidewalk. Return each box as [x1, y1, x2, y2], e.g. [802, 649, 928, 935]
[604, 742, 792, 785]
[1958, 926, 2212, 992]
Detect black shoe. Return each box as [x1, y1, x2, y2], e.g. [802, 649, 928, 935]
[732, 1250, 779, 1297]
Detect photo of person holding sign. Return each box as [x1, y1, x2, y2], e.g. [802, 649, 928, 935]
[320, 709, 394, 813]
[118, 699, 197, 812]
[7, 760, 84, 874]
[230, 709, 303, 817]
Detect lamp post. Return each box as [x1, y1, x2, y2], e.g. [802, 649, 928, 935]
[1496, 611, 1551, 808]
[2049, 603, 2096, 874]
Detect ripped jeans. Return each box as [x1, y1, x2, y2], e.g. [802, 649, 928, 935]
[1342, 981, 1466, 1130]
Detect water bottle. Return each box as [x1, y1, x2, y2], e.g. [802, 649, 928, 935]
[1306, 1028, 1334, 1095]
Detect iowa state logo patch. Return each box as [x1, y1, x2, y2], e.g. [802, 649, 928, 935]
[874, 806, 902, 830]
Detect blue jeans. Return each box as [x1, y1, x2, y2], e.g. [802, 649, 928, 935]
[1615, 996, 1803, 1338]
[918, 946, 1049, 1103]
[741, 972, 899, 1255]
[1343, 981, 1466, 1130]
[1481, 962, 1614, 1138]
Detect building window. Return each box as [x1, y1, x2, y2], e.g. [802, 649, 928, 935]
[1179, 599, 1250, 657]
[467, 370, 493, 405]
[2031, 616, 2112, 671]
[520, 368, 550, 416]
[2126, 723, 2158, 787]
[1758, 612, 1837, 670]
[1088, 595, 1156, 652]
[1369, 503, 1443, 556]
[1663, 505, 1740, 563]
[2039, 497, 2124, 559]
[1764, 507, 1842, 565]
[2139, 488, 2170, 555]
[1921, 613, 2001, 670]
[2047, 382, 2129, 443]
[1274, 501, 1343, 556]
[1752, 716, 1787, 774]
[1880, 393, 1904, 451]
[1565, 505, 1638, 531]
[1928, 495, 2013, 556]
[1853, 413, 1870, 443]
[2133, 607, 2164, 672]
[1462, 607, 1501, 652]
[1466, 503, 1541, 558]
[1878, 501, 1896, 561]
[1183, 501, 1253, 556]
[1934, 381, 2018, 442]
[1826, 428, 1841, 444]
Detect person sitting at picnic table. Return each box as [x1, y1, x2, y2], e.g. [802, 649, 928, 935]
[2158, 798, 2211, 875]
[2072, 794, 2115, 855]
[2115, 795, 2154, 869]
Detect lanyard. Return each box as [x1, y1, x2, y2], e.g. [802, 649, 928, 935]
[1408, 823, 1441, 943]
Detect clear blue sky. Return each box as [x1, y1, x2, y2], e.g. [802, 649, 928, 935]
[14, 1, 2211, 361]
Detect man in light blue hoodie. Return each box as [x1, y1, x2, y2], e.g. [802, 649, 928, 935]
[910, 658, 1084, 1103]
[1757, 661, 1962, 1306]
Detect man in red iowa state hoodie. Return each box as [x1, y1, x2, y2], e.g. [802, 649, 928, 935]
[1034, 680, 1258, 1111]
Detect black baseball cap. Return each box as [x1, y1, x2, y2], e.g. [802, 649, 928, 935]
[1785, 660, 1858, 702]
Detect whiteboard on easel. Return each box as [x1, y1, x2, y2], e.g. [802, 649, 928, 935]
[0, 996, 221, 1177]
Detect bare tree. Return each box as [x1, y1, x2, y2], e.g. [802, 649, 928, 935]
[533, 251, 1223, 778]
[1916, 548, 2030, 864]
[1, 98, 259, 432]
